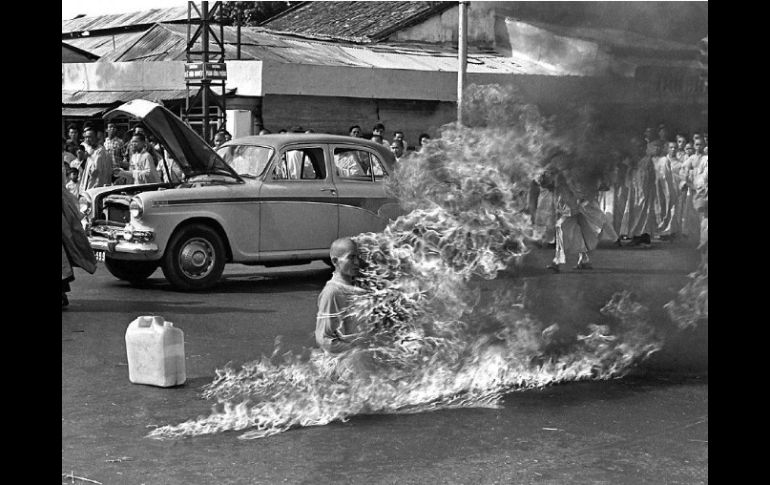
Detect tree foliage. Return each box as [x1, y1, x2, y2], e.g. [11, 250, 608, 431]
[218, 1, 299, 26]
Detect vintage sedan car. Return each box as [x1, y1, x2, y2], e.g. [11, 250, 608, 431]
[81, 99, 402, 290]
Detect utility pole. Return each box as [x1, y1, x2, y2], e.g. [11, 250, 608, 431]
[457, 0, 468, 126]
[184, 1, 227, 142]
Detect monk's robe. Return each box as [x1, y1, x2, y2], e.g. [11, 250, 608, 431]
[653, 155, 679, 236]
[553, 171, 616, 264]
[680, 154, 705, 239]
[621, 154, 657, 238]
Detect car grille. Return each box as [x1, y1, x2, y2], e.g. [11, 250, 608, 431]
[104, 205, 130, 224]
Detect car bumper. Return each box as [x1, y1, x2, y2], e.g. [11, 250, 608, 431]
[89, 236, 160, 260]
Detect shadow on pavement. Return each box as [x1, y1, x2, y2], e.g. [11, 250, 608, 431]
[100, 267, 332, 295]
[63, 299, 275, 315]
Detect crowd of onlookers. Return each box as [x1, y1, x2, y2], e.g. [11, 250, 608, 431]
[530, 123, 708, 270]
[61, 118, 708, 258]
[252, 123, 432, 161]
[61, 120, 432, 197]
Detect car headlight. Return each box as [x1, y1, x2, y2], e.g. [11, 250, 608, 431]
[78, 193, 92, 216]
[129, 197, 144, 219]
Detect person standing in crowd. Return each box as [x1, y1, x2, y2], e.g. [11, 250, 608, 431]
[642, 127, 653, 146]
[65, 123, 81, 156]
[389, 139, 405, 161]
[349, 125, 362, 138]
[675, 134, 689, 163]
[541, 161, 616, 272]
[213, 130, 227, 149]
[65, 168, 79, 197]
[610, 150, 631, 241]
[371, 123, 390, 147]
[691, 147, 708, 249]
[393, 131, 407, 151]
[691, 133, 702, 147]
[621, 137, 657, 247]
[529, 169, 557, 247]
[417, 133, 431, 151]
[62, 137, 76, 173]
[654, 141, 680, 240]
[114, 132, 161, 185]
[680, 138, 706, 241]
[78, 128, 113, 192]
[103, 121, 127, 170]
[62, 169, 97, 309]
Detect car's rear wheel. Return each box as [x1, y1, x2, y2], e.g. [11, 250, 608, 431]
[104, 257, 158, 284]
[162, 223, 226, 291]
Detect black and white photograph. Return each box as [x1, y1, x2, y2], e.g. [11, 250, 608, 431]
[62, 1, 708, 483]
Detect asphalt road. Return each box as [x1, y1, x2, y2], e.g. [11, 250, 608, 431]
[62, 243, 707, 485]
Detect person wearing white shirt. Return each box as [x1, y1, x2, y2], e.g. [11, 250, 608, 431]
[78, 128, 113, 192]
[113, 133, 160, 185]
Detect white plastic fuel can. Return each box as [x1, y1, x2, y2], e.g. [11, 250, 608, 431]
[125, 315, 186, 387]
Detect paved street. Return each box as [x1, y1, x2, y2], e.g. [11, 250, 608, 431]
[62, 243, 707, 485]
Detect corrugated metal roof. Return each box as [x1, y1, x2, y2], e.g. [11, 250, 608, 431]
[63, 31, 146, 58]
[62, 6, 195, 35]
[62, 89, 190, 105]
[62, 106, 109, 117]
[62, 43, 99, 62]
[261, 1, 454, 43]
[95, 23, 563, 76]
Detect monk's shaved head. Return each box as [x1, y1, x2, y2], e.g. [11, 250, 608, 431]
[330, 237, 357, 259]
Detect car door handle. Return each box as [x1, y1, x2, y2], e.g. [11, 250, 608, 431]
[320, 187, 337, 194]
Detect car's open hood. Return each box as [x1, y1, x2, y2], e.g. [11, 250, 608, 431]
[104, 100, 242, 182]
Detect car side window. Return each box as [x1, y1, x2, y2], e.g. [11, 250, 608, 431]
[334, 148, 375, 181]
[370, 153, 388, 180]
[272, 147, 326, 181]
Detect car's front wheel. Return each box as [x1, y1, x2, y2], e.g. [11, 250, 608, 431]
[161, 223, 226, 291]
[104, 257, 158, 284]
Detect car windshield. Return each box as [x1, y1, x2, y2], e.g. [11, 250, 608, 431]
[216, 145, 274, 179]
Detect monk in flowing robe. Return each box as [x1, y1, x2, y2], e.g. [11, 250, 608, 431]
[541, 165, 617, 272]
[658, 141, 685, 238]
[680, 139, 706, 240]
[654, 142, 680, 238]
[691, 152, 708, 249]
[621, 141, 658, 246]
[597, 151, 628, 244]
[528, 176, 556, 245]
[612, 155, 631, 239]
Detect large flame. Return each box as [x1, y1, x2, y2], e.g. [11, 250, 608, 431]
[148, 85, 675, 440]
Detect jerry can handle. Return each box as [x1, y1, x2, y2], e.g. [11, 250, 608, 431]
[137, 315, 165, 328]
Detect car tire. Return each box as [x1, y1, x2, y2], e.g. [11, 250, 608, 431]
[162, 223, 226, 291]
[104, 257, 158, 284]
